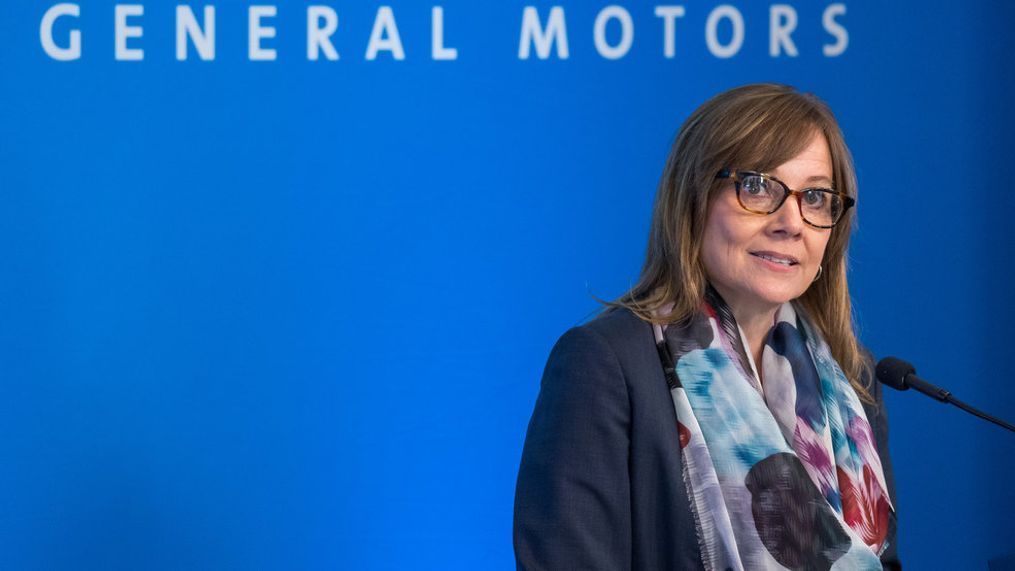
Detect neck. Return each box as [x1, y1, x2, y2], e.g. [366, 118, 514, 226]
[708, 286, 779, 381]
[735, 309, 778, 376]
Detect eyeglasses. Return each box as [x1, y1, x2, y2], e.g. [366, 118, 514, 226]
[715, 169, 855, 229]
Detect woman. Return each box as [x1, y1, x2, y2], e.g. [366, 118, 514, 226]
[513, 84, 900, 570]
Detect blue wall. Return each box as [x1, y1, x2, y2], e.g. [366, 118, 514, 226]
[2, 1, 1013, 568]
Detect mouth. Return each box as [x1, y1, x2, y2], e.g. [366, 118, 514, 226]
[749, 251, 800, 266]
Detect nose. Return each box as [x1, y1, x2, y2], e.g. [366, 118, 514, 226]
[768, 193, 806, 237]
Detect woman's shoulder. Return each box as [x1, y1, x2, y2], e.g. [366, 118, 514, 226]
[547, 306, 660, 382]
[584, 305, 652, 340]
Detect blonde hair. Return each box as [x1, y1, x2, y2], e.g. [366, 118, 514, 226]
[607, 83, 873, 402]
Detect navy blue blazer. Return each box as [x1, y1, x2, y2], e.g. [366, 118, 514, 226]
[514, 306, 901, 570]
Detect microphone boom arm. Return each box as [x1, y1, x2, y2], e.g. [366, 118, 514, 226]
[876, 356, 1015, 434]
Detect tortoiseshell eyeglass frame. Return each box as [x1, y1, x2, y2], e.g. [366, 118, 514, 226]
[715, 169, 856, 229]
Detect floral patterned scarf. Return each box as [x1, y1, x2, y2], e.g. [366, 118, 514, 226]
[653, 288, 893, 570]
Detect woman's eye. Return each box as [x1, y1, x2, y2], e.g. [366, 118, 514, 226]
[743, 177, 769, 195]
[802, 190, 827, 207]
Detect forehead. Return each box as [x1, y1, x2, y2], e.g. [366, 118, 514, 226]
[768, 132, 833, 183]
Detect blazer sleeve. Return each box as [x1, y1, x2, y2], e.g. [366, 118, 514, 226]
[864, 372, 902, 571]
[513, 326, 633, 570]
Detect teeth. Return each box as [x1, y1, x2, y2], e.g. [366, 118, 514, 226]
[755, 253, 793, 265]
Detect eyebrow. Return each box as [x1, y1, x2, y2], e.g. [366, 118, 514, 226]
[804, 175, 833, 184]
[763, 169, 834, 186]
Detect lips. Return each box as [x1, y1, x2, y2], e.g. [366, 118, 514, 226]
[749, 251, 800, 266]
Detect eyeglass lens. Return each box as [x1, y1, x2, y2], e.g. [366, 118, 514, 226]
[738, 174, 843, 227]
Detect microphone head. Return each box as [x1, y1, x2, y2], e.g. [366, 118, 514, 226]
[876, 356, 916, 391]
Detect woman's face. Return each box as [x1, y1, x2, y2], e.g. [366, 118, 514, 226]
[700, 130, 834, 317]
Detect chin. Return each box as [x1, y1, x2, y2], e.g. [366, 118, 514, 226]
[752, 282, 808, 306]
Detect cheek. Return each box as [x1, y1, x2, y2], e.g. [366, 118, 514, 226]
[700, 216, 727, 276]
[701, 207, 749, 277]
[808, 233, 833, 265]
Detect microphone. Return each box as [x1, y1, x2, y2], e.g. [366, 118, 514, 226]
[875, 357, 1015, 434]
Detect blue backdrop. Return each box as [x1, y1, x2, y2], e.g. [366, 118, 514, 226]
[2, 1, 1013, 569]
